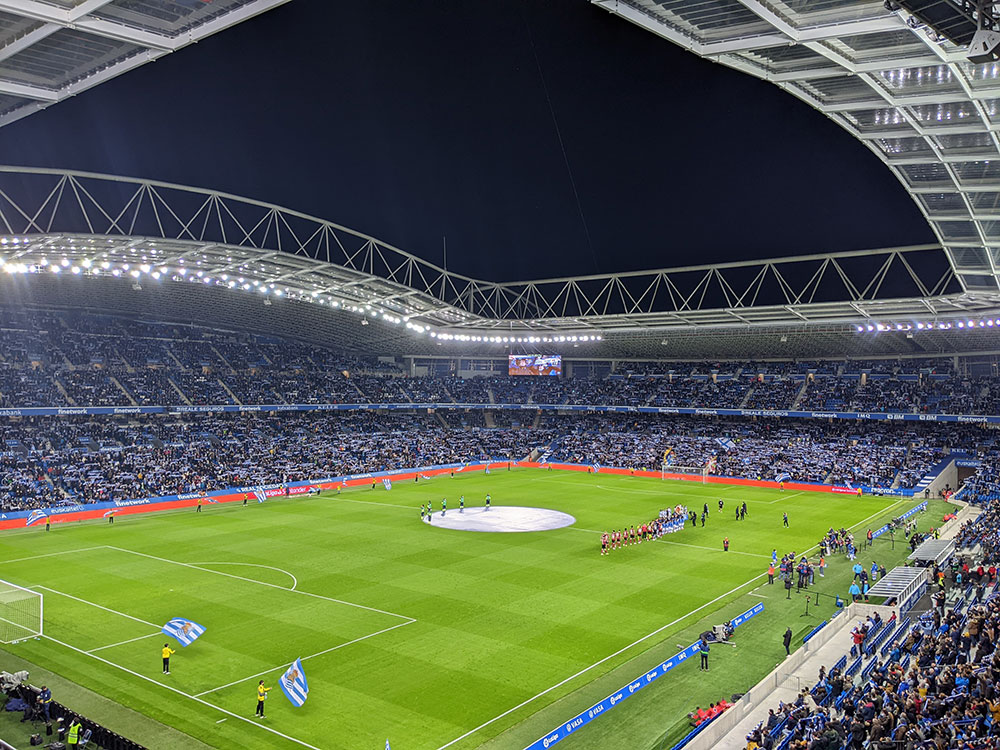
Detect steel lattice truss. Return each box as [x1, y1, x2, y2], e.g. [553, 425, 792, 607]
[0, 165, 995, 334]
[592, 0, 1000, 297]
[0, 0, 288, 127]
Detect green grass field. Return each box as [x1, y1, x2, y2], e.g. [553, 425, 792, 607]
[0, 469, 948, 750]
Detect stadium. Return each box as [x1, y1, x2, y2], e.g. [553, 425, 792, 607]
[1, 2, 1000, 750]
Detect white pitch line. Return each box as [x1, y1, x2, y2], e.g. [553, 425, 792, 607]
[0, 547, 104, 565]
[748, 592, 769, 598]
[105, 546, 413, 621]
[190, 562, 298, 591]
[334, 496, 415, 511]
[762, 490, 808, 504]
[88, 631, 162, 653]
[567, 527, 769, 559]
[34, 585, 159, 628]
[434, 569, 770, 750]
[43, 634, 323, 750]
[435, 495, 912, 750]
[194, 619, 416, 697]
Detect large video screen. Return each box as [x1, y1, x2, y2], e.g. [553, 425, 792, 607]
[509, 354, 562, 377]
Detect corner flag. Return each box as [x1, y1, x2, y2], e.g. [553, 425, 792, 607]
[280, 658, 309, 707]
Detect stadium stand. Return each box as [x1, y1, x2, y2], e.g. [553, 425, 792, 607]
[6, 309, 1000, 514]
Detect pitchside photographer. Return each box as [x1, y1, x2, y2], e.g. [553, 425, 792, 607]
[0, 671, 146, 750]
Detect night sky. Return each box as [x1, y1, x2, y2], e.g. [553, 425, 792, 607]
[0, 0, 936, 282]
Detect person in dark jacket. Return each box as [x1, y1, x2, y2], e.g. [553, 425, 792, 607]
[783, 626, 793, 656]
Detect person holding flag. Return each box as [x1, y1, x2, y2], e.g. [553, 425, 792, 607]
[256, 680, 272, 717]
[104, 509, 116, 525]
[161, 643, 175, 674]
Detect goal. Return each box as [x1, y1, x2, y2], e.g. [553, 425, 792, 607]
[0, 580, 42, 643]
[662, 464, 711, 483]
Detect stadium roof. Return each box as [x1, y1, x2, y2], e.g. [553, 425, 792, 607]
[591, 0, 1000, 297]
[0, 0, 287, 127]
[1, 165, 1000, 357]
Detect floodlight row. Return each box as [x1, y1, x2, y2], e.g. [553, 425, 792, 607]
[855, 318, 1000, 333]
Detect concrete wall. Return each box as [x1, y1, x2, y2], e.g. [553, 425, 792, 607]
[686, 604, 862, 750]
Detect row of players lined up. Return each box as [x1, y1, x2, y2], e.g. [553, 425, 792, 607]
[601, 506, 689, 554]
[419, 493, 492, 522]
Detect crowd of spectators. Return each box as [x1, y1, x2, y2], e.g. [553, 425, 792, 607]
[2, 412, 991, 514]
[1, 309, 999, 414]
[0, 413, 549, 512]
[745, 572, 1000, 749]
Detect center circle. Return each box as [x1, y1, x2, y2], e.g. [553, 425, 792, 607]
[424, 506, 576, 533]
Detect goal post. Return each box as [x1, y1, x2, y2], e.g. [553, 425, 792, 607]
[0, 580, 42, 643]
[661, 464, 710, 483]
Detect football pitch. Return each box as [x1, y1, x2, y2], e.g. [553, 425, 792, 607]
[0, 468, 946, 750]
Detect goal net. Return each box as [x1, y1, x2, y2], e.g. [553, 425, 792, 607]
[662, 464, 711, 483]
[0, 580, 42, 643]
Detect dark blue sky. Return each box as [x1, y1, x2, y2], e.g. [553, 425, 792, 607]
[0, 0, 935, 281]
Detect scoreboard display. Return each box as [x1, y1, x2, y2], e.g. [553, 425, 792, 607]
[508, 355, 562, 377]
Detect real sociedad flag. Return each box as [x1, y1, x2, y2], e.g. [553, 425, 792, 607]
[280, 657, 309, 707]
[382, 478, 392, 490]
[102, 509, 116, 518]
[419, 473, 432, 480]
[485, 466, 491, 475]
[162, 618, 206, 647]
[715, 437, 736, 451]
[206, 497, 219, 504]
[775, 471, 792, 483]
[25, 509, 47, 527]
[592, 463, 601, 473]
[254, 487, 267, 503]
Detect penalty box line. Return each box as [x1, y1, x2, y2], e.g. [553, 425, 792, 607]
[30, 583, 415, 697]
[42, 633, 323, 750]
[434, 495, 911, 750]
[194, 618, 416, 697]
[104, 546, 415, 622]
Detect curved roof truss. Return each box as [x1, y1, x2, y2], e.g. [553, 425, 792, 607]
[0, 0, 289, 127]
[592, 0, 1000, 296]
[0, 165, 993, 335]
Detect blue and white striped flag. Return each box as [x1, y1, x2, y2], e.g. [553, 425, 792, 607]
[775, 471, 791, 483]
[162, 618, 206, 647]
[26, 509, 48, 527]
[102, 509, 116, 518]
[592, 463, 601, 474]
[484, 466, 491, 475]
[386, 741, 391, 750]
[280, 657, 308, 707]
[206, 497, 219, 504]
[715, 437, 736, 451]
[382, 478, 392, 491]
[254, 487, 267, 503]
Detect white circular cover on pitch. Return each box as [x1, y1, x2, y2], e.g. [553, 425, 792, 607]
[424, 506, 575, 533]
